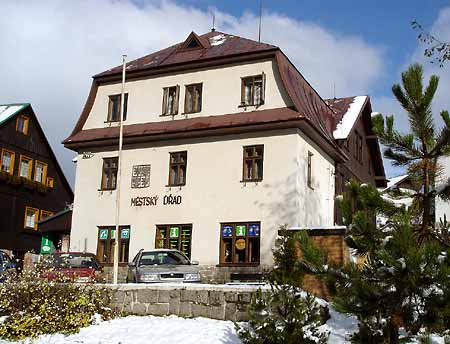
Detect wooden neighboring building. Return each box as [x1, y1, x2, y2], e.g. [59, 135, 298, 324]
[326, 96, 387, 224]
[0, 103, 73, 259]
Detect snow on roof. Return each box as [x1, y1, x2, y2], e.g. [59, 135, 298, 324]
[385, 174, 409, 190]
[332, 96, 367, 139]
[0, 103, 28, 126]
[209, 33, 227, 46]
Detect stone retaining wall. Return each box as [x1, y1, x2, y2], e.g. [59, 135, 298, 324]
[109, 284, 266, 321]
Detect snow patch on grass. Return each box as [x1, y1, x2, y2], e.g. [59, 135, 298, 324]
[0, 315, 241, 344]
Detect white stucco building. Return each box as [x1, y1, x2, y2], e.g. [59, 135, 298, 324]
[64, 31, 385, 281]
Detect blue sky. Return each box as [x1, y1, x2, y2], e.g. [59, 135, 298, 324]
[1, 0, 449, 184]
[174, 0, 447, 99]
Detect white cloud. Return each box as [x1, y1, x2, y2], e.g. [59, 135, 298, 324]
[0, 0, 385, 186]
[374, 7, 450, 178]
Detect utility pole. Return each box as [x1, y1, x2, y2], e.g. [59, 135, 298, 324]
[113, 54, 127, 284]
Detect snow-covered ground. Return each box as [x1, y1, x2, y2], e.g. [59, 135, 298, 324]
[0, 316, 241, 344]
[0, 308, 359, 344]
[0, 308, 445, 343]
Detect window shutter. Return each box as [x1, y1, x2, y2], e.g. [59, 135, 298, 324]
[24, 117, 29, 135]
[261, 72, 266, 105]
[10, 153, 15, 174]
[197, 84, 202, 112]
[107, 97, 113, 121]
[123, 93, 128, 121]
[174, 85, 180, 115]
[162, 88, 168, 115]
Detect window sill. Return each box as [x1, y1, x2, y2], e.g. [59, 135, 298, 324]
[216, 263, 260, 267]
[98, 188, 116, 192]
[160, 113, 178, 117]
[165, 184, 185, 188]
[182, 111, 200, 115]
[22, 227, 40, 234]
[238, 103, 264, 108]
[104, 121, 126, 127]
[240, 179, 263, 183]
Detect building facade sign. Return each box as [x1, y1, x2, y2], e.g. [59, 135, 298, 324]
[40, 235, 54, 254]
[235, 238, 246, 250]
[131, 196, 159, 207]
[99, 228, 108, 240]
[131, 164, 151, 188]
[236, 225, 246, 236]
[248, 224, 260, 237]
[163, 194, 182, 205]
[121, 228, 130, 239]
[169, 227, 179, 238]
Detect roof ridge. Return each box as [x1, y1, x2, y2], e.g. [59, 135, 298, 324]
[94, 31, 278, 79]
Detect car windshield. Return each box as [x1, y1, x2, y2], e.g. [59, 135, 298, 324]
[46, 254, 98, 269]
[139, 251, 190, 266]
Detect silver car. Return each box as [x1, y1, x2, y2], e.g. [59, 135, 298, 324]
[126, 249, 201, 283]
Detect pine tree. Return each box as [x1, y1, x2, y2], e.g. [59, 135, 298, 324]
[236, 226, 329, 344]
[301, 181, 450, 343]
[293, 63, 450, 343]
[372, 63, 450, 243]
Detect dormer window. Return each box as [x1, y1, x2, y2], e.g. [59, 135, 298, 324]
[107, 94, 128, 122]
[179, 32, 205, 51]
[162, 86, 180, 116]
[241, 74, 266, 106]
[187, 39, 200, 49]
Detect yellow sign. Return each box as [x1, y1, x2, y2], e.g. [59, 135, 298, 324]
[235, 239, 246, 250]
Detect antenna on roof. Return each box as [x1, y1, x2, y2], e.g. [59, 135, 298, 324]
[258, 0, 263, 42]
[211, 10, 216, 32]
[333, 83, 336, 99]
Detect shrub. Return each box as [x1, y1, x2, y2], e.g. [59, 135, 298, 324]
[0, 265, 115, 340]
[236, 227, 329, 344]
[236, 287, 328, 344]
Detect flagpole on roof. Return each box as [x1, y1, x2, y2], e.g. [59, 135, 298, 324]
[113, 54, 127, 285]
[258, 0, 263, 42]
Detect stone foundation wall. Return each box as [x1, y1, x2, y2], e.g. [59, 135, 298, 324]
[198, 265, 271, 283]
[109, 284, 265, 321]
[101, 264, 271, 284]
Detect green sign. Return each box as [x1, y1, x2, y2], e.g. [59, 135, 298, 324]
[99, 229, 108, 240]
[111, 229, 117, 240]
[170, 227, 179, 238]
[121, 228, 130, 239]
[236, 225, 246, 236]
[40, 235, 54, 254]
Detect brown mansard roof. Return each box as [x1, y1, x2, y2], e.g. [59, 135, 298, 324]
[64, 31, 341, 157]
[95, 31, 278, 78]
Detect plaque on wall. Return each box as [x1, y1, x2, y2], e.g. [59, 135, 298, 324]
[131, 164, 151, 188]
[235, 239, 246, 250]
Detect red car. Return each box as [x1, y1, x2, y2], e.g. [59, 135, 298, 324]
[41, 252, 103, 283]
